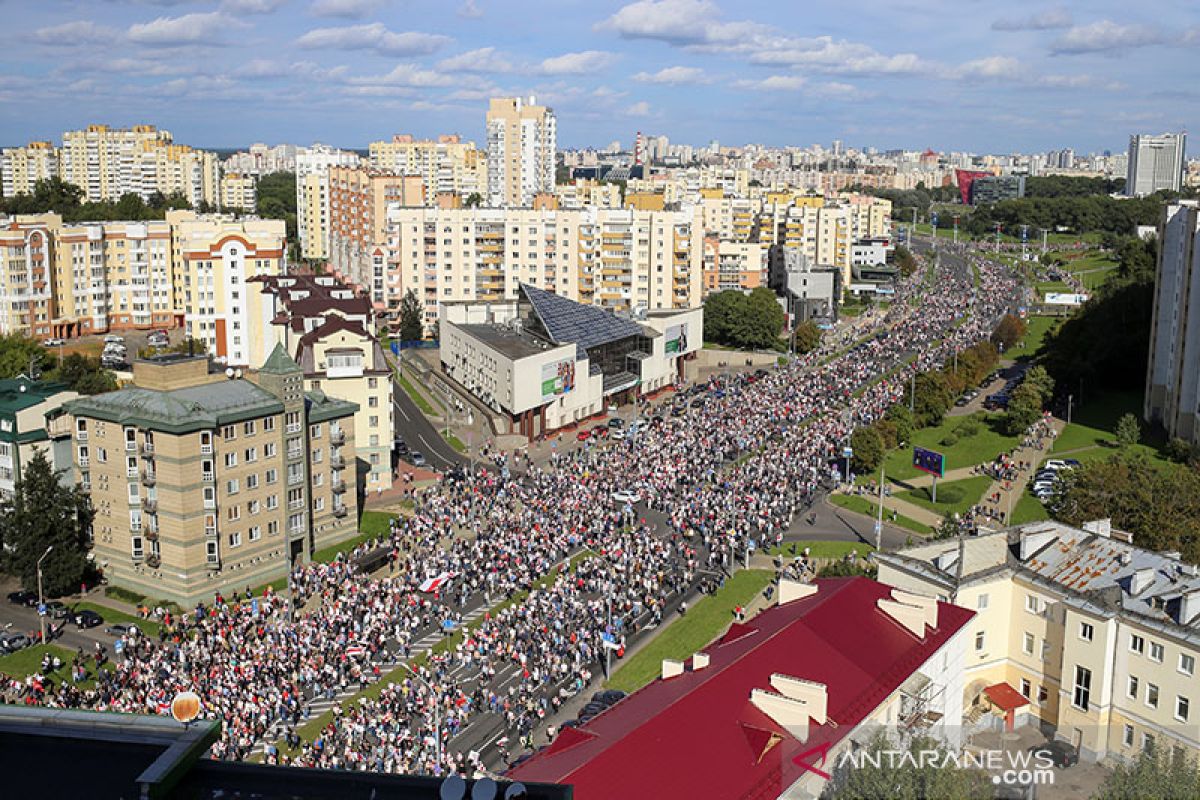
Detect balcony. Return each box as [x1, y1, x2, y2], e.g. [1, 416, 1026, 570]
[125, 440, 137, 452]
[329, 454, 345, 469]
[145, 528, 158, 541]
[75, 430, 88, 442]
[204, 525, 217, 538]
[145, 553, 161, 569]
[288, 473, 303, 486]
[333, 505, 348, 518]
[141, 470, 156, 486]
[331, 479, 347, 494]
[200, 443, 213, 455]
[140, 442, 154, 456]
[142, 498, 157, 514]
[330, 430, 345, 446]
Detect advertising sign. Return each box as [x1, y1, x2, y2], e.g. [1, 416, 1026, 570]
[541, 358, 576, 400]
[664, 323, 689, 355]
[1044, 293, 1089, 306]
[913, 446, 945, 478]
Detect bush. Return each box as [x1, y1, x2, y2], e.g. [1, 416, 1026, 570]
[1165, 437, 1192, 463]
[955, 418, 982, 438]
[940, 433, 960, 447]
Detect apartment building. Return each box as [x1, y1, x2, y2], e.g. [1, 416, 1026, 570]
[148, 145, 220, 209]
[486, 97, 557, 207]
[701, 238, 768, 294]
[385, 205, 704, 330]
[1145, 201, 1200, 442]
[0, 215, 56, 338]
[1126, 133, 1186, 197]
[171, 211, 288, 368]
[327, 166, 424, 303]
[876, 522, 1200, 764]
[368, 134, 486, 199]
[251, 273, 393, 491]
[760, 195, 893, 286]
[0, 141, 59, 198]
[64, 352, 359, 605]
[295, 144, 362, 262]
[219, 172, 257, 211]
[0, 376, 79, 499]
[553, 180, 622, 209]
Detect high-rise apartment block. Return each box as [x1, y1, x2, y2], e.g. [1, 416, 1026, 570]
[0, 141, 59, 198]
[0, 216, 57, 338]
[219, 172, 257, 211]
[385, 206, 703, 330]
[65, 352, 359, 605]
[368, 134, 486, 199]
[486, 97, 557, 207]
[1126, 133, 1186, 197]
[295, 144, 363, 262]
[1145, 201, 1200, 442]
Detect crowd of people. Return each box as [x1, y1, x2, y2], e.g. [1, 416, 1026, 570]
[1, 246, 1022, 777]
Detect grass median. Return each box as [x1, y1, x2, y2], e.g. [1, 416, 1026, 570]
[762, 539, 878, 559]
[396, 372, 435, 415]
[897, 475, 992, 517]
[606, 569, 773, 694]
[827, 494, 934, 536]
[882, 412, 1019, 481]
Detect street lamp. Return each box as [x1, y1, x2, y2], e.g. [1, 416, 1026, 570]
[37, 545, 53, 644]
[397, 661, 442, 772]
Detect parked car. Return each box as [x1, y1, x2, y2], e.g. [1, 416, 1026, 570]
[42, 338, 64, 347]
[410, 451, 427, 467]
[0, 633, 31, 653]
[575, 429, 591, 442]
[1043, 459, 1067, 471]
[7, 590, 37, 606]
[612, 489, 641, 505]
[73, 609, 103, 628]
[607, 417, 624, 429]
[591, 689, 626, 706]
[1028, 740, 1079, 768]
[105, 622, 141, 638]
[45, 601, 69, 620]
[393, 439, 409, 455]
[104, 335, 124, 344]
[610, 428, 625, 441]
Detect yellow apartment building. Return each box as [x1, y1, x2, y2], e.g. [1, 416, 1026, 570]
[486, 97, 556, 207]
[0, 141, 59, 198]
[368, 134, 486, 199]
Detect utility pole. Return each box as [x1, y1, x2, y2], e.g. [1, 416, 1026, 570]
[953, 215, 960, 245]
[37, 545, 53, 644]
[1067, 394, 1073, 427]
[1039, 228, 1050, 254]
[874, 458, 886, 552]
[909, 370, 916, 412]
[994, 223, 1002, 253]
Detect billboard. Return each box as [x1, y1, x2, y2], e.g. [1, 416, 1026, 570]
[913, 446, 945, 478]
[541, 358, 576, 400]
[664, 323, 689, 355]
[1044, 292, 1089, 306]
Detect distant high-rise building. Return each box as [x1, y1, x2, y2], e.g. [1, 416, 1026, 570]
[58, 125, 219, 207]
[1126, 133, 1186, 196]
[368, 134, 486, 199]
[0, 141, 59, 198]
[294, 144, 362, 261]
[1145, 201, 1200, 442]
[486, 97, 556, 207]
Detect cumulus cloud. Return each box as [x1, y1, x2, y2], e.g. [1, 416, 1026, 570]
[221, 0, 287, 13]
[128, 12, 245, 45]
[437, 47, 515, 73]
[597, 0, 720, 44]
[539, 50, 617, 75]
[33, 21, 120, 45]
[296, 23, 451, 56]
[626, 100, 651, 116]
[347, 63, 456, 87]
[738, 74, 806, 91]
[308, 0, 384, 18]
[632, 65, 707, 84]
[751, 37, 927, 75]
[1050, 20, 1163, 54]
[457, 0, 483, 18]
[991, 8, 1072, 32]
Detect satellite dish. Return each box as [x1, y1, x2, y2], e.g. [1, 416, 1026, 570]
[170, 691, 201, 724]
[225, 367, 235, 379]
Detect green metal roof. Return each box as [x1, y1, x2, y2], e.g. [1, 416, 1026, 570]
[0, 376, 70, 415]
[259, 342, 301, 375]
[65, 380, 285, 434]
[305, 389, 357, 424]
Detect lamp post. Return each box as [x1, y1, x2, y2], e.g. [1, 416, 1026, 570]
[37, 545, 53, 644]
[398, 661, 442, 772]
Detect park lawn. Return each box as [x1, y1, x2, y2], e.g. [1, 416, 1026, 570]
[897, 475, 993, 517]
[444, 433, 466, 452]
[827, 494, 934, 536]
[1051, 390, 1158, 454]
[71, 602, 163, 637]
[883, 412, 1019, 481]
[310, 512, 397, 564]
[1005, 316, 1059, 361]
[1037, 280, 1073, 297]
[607, 569, 774, 694]
[0, 644, 77, 679]
[762, 539, 877, 559]
[1010, 490, 1052, 526]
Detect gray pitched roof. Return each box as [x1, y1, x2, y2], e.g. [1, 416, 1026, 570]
[65, 380, 283, 434]
[520, 283, 647, 355]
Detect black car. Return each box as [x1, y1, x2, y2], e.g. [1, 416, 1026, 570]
[73, 609, 103, 628]
[607, 418, 624, 429]
[46, 601, 69, 620]
[7, 590, 37, 606]
[591, 689, 626, 706]
[393, 439, 409, 455]
[1028, 740, 1079, 768]
[577, 701, 607, 719]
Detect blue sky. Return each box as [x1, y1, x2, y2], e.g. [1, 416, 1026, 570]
[1, 0, 1197, 153]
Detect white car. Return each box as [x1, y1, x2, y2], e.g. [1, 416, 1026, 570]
[1042, 459, 1067, 472]
[612, 489, 641, 505]
[104, 335, 124, 344]
[42, 338, 64, 347]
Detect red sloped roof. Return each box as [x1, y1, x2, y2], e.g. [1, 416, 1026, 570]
[507, 578, 974, 800]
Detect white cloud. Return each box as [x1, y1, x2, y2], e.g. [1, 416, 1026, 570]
[1050, 21, 1162, 55]
[539, 50, 617, 75]
[308, 0, 383, 18]
[33, 21, 120, 45]
[348, 63, 456, 87]
[632, 65, 706, 84]
[738, 74, 806, 91]
[437, 47, 515, 73]
[234, 58, 292, 77]
[128, 12, 244, 46]
[221, 0, 287, 13]
[992, 8, 1072, 32]
[750, 37, 927, 75]
[598, 0, 719, 44]
[953, 55, 1022, 80]
[626, 100, 651, 116]
[457, 0, 483, 18]
[296, 23, 451, 56]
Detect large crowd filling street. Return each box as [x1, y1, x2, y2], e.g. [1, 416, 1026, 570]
[0, 246, 1022, 777]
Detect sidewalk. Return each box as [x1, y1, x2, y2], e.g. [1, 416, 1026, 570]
[978, 416, 1065, 525]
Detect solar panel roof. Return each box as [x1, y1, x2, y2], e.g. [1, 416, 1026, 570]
[520, 283, 647, 352]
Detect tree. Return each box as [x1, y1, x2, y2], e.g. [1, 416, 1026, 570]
[912, 370, 955, 427]
[990, 314, 1027, 353]
[1004, 382, 1044, 435]
[850, 426, 884, 474]
[397, 290, 424, 342]
[45, 353, 116, 395]
[1022, 364, 1055, 405]
[817, 559, 875, 579]
[256, 172, 298, 241]
[731, 287, 786, 350]
[893, 245, 918, 277]
[791, 320, 822, 354]
[0, 333, 51, 379]
[0, 449, 94, 596]
[1093, 742, 1200, 800]
[703, 290, 746, 345]
[464, 192, 482, 208]
[822, 730, 990, 799]
[884, 403, 914, 446]
[1115, 413, 1142, 448]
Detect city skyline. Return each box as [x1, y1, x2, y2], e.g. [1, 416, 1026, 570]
[1, 1, 1197, 153]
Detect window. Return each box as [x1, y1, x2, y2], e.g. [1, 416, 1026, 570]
[249, 525, 261, 542]
[243, 420, 256, 435]
[1072, 665, 1091, 711]
[975, 631, 985, 652]
[1130, 634, 1145, 655]
[1079, 621, 1094, 642]
[314, 496, 324, 511]
[247, 474, 259, 490]
[1020, 678, 1031, 698]
[222, 425, 236, 440]
[1146, 682, 1159, 709]
[228, 531, 242, 548]
[368, 396, 378, 408]
[368, 377, 378, 389]
[1181, 654, 1196, 676]
[97, 447, 107, 463]
[309, 424, 322, 439]
[226, 478, 239, 495]
[248, 499, 260, 514]
[1123, 725, 1134, 748]
[976, 593, 989, 610]
[1149, 641, 1163, 663]
[1143, 733, 1155, 751]
[1128, 676, 1139, 699]
[1041, 640, 1051, 661]
[264, 442, 277, 458]
[1176, 696, 1190, 722]
[224, 452, 237, 468]
[263, 416, 275, 432]
[132, 536, 144, 559]
[267, 520, 279, 536]
[266, 468, 277, 484]
[1037, 685, 1048, 704]
[1025, 595, 1039, 614]
[1023, 632, 1035, 656]
[244, 447, 257, 463]
[266, 494, 278, 510]
[227, 505, 241, 522]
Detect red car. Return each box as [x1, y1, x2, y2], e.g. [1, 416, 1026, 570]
[591, 425, 609, 438]
[576, 430, 591, 442]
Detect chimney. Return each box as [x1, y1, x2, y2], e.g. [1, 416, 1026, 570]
[769, 675, 828, 725]
[1130, 567, 1156, 595]
[878, 588, 939, 636]
[1180, 591, 1200, 626]
[1083, 519, 1112, 538]
[661, 659, 685, 680]
[692, 652, 710, 670]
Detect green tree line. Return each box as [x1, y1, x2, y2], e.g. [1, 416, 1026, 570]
[0, 177, 192, 222]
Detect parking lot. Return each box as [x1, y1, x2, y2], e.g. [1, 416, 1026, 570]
[0, 575, 135, 656]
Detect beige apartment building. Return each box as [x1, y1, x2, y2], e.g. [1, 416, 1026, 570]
[486, 97, 557, 207]
[327, 166, 424, 304]
[219, 172, 257, 211]
[0, 141, 59, 198]
[876, 522, 1200, 765]
[385, 205, 704, 331]
[760, 195, 893, 286]
[295, 144, 362, 262]
[0, 216, 56, 338]
[368, 134, 486, 199]
[64, 351, 359, 605]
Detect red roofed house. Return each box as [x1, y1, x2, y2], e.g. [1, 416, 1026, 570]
[507, 577, 974, 800]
